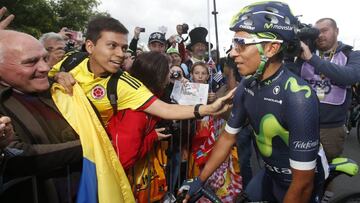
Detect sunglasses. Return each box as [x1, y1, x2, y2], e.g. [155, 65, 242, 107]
[232, 36, 283, 46]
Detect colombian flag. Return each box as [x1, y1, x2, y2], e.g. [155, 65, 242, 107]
[51, 83, 135, 203]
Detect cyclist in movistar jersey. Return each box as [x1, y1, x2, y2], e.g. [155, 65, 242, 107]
[179, 2, 328, 203]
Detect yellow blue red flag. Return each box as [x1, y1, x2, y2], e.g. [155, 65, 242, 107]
[51, 83, 135, 203]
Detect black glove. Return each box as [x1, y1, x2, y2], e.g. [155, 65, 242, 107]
[178, 177, 203, 199]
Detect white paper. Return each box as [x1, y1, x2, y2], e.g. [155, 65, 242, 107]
[170, 81, 209, 105]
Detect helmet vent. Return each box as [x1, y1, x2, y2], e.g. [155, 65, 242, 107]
[265, 7, 279, 14]
[243, 19, 254, 26]
[265, 14, 279, 24]
[284, 16, 291, 25]
[240, 14, 251, 21]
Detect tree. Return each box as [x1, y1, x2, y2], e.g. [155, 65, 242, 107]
[1, 0, 107, 38]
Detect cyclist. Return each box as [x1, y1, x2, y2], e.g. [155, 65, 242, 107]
[179, 2, 328, 203]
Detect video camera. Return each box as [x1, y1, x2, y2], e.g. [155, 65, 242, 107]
[284, 19, 320, 58]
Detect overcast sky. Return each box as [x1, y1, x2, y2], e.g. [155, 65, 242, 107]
[99, 0, 360, 56]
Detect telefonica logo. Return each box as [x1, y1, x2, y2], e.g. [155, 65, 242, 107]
[264, 23, 293, 31]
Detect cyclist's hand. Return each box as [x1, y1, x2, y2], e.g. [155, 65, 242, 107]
[54, 72, 76, 95]
[209, 87, 236, 116]
[177, 177, 203, 203]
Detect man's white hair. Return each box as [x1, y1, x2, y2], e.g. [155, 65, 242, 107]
[39, 32, 64, 45]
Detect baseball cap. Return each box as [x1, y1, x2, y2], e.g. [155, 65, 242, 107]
[148, 32, 166, 44]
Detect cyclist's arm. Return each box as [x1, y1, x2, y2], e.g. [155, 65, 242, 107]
[283, 168, 315, 203]
[284, 77, 320, 203]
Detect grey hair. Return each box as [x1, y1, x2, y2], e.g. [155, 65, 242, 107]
[39, 32, 64, 45]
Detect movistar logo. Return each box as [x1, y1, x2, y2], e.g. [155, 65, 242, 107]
[255, 114, 289, 157]
[239, 24, 255, 30]
[285, 77, 311, 98]
[264, 23, 273, 29]
[264, 23, 293, 31]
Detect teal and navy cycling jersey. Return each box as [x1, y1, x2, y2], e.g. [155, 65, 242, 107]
[226, 65, 327, 184]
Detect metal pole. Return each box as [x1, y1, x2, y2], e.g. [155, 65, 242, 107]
[212, 0, 220, 64]
[207, 0, 211, 58]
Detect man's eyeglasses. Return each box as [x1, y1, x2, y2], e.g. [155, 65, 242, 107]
[46, 47, 66, 53]
[232, 37, 283, 52]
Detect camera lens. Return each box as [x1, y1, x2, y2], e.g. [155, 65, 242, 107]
[170, 71, 181, 79]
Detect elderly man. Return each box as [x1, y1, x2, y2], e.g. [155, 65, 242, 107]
[0, 29, 82, 202]
[39, 32, 66, 67]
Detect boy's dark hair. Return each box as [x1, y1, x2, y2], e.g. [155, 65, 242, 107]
[85, 16, 129, 43]
[130, 51, 170, 95]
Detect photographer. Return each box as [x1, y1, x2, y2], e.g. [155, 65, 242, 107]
[294, 18, 360, 162]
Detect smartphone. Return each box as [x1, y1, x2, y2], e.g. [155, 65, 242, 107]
[175, 36, 183, 43]
[139, 27, 145, 32]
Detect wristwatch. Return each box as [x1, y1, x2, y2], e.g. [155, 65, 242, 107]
[194, 104, 203, 119]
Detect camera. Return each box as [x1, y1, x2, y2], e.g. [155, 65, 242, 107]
[139, 27, 145, 32]
[158, 120, 179, 136]
[284, 21, 320, 58]
[296, 22, 319, 52]
[170, 71, 182, 80]
[181, 23, 189, 34]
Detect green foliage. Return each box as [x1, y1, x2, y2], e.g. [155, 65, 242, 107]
[1, 0, 107, 38]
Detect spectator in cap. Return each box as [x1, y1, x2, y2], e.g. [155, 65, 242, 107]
[148, 32, 167, 53]
[167, 47, 190, 77]
[184, 27, 213, 72]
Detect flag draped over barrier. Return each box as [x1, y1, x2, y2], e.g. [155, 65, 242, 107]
[51, 83, 135, 203]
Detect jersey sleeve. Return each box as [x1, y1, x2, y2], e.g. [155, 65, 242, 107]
[285, 77, 319, 170]
[225, 83, 247, 135]
[116, 72, 155, 110]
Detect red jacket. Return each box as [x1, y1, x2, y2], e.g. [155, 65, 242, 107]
[106, 97, 160, 170]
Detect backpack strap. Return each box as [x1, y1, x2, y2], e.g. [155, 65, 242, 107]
[107, 70, 123, 115]
[60, 52, 89, 72]
[60, 51, 122, 116]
